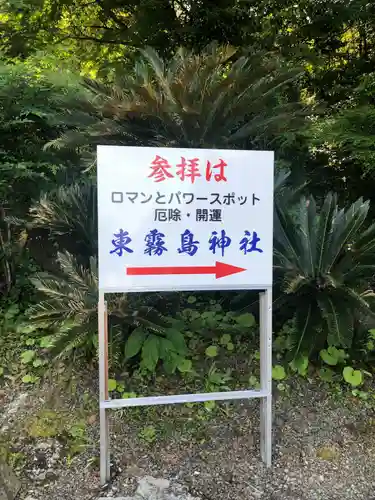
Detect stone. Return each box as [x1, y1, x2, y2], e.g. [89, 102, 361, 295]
[137, 476, 170, 497]
[125, 465, 145, 478]
[33, 452, 47, 468]
[280, 446, 301, 457]
[36, 472, 46, 482]
[1, 394, 28, 424]
[36, 442, 51, 451]
[45, 470, 58, 481]
[98, 475, 201, 500]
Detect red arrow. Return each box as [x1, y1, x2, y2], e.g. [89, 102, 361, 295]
[126, 261, 246, 279]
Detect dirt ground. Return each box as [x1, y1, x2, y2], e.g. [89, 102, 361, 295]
[1, 375, 375, 500]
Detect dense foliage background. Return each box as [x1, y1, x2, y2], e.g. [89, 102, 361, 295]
[1, 0, 375, 387]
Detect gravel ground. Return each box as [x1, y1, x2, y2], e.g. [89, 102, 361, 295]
[1, 379, 375, 500]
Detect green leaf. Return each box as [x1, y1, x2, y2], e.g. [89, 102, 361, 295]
[248, 375, 260, 388]
[0, 367, 4, 376]
[201, 311, 218, 328]
[69, 423, 85, 439]
[108, 379, 117, 392]
[5, 305, 19, 320]
[318, 367, 335, 382]
[220, 334, 231, 345]
[226, 342, 234, 351]
[116, 382, 125, 393]
[343, 366, 363, 387]
[22, 374, 37, 384]
[122, 392, 137, 399]
[289, 355, 308, 376]
[158, 338, 175, 360]
[177, 359, 192, 373]
[320, 347, 337, 366]
[190, 318, 203, 331]
[20, 350, 36, 364]
[32, 359, 43, 368]
[205, 345, 218, 358]
[316, 193, 336, 273]
[17, 324, 37, 335]
[208, 372, 224, 385]
[351, 389, 368, 400]
[163, 351, 180, 374]
[39, 336, 54, 348]
[187, 295, 197, 304]
[25, 338, 36, 346]
[320, 346, 347, 366]
[272, 365, 286, 381]
[234, 313, 255, 327]
[318, 297, 353, 348]
[293, 304, 321, 355]
[165, 329, 187, 355]
[141, 335, 160, 372]
[273, 336, 288, 352]
[204, 400, 216, 411]
[125, 328, 147, 360]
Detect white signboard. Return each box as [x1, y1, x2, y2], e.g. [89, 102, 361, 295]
[97, 146, 274, 293]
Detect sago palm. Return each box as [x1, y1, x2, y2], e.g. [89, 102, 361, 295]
[29, 251, 171, 362]
[46, 44, 305, 153]
[29, 180, 97, 262]
[274, 192, 375, 355]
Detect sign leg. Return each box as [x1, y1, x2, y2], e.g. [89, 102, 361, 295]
[260, 288, 272, 467]
[99, 293, 110, 485]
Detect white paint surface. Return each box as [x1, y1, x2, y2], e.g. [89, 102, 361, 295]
[97, 146, 273, 292]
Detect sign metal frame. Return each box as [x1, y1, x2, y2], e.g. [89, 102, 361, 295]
[98, 285, 272, 485]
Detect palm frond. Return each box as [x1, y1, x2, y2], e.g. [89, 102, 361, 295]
[45, 44, 306, 154]
[29, 180, 97, 259]
[29, 252, 98, 325]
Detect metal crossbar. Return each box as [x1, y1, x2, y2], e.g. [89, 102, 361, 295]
[100, 389, 269, 409]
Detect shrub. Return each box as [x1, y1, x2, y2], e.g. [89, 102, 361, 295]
[28, 251, 171, 365]
[29, 180, 97, 266]
[0, 62, 86, 302]
[274, 192, 375, 356]
[46, 44, 305, 157]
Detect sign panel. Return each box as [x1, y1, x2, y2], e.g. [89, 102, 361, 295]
[97, 146, 274, 292]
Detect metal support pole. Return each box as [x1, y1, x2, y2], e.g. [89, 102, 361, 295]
[98, 288, 273, 482]
[260, 287, 272, 466]
[99, 293, 110, 485]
